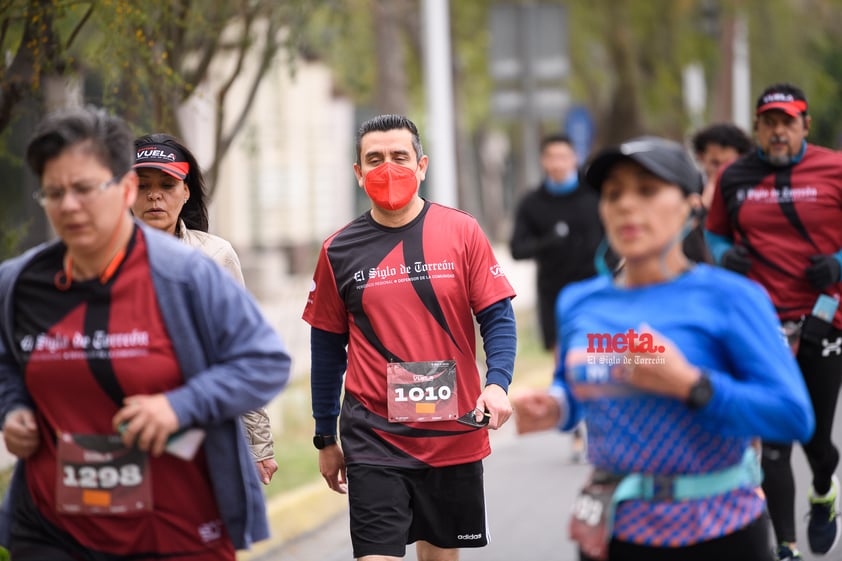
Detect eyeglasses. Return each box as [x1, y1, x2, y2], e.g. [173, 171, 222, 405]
[33, 177, 119, 207]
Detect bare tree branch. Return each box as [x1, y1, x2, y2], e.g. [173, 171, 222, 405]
[168, 0, 191, 59]
[206, 12, 255, 195]
[217, 19, 280, 159]
[182, 38, 219, 96]
[64, 2, 93, 51]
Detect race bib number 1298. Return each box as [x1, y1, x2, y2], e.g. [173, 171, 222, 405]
[56, 433, 152, 515]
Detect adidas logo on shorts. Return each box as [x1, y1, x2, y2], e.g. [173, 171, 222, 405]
[457, 534, 483, 540]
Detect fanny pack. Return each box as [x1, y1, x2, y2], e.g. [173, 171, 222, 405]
[614, 446, 762, 505]
[570, 447, 762, 560]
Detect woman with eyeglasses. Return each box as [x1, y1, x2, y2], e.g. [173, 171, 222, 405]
[0, 105, 290, 560]
[130, 133, 278, 486]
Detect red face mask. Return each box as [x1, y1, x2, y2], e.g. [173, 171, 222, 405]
[363, 161, 418, 211]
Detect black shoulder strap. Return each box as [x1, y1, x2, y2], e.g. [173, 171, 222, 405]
[722, 163, 807, 281]
[84, 293, 126, 408]
[774, 167, 821, 252]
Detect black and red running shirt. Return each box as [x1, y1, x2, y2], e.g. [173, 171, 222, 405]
[706, 145, 842, 327]
[13, 226, 234, 559]
[303, 202, 516, 468]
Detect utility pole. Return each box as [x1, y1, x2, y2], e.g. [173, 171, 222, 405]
[421, 0, 458, 208]
[732, 14, 750, 130]
[489, 4, 569, 197]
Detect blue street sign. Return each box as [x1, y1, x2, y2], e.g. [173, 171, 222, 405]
[564, 105, 595, 162]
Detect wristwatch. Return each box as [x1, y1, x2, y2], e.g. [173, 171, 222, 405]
[313, 434, 338, 450]
[686, 372, 714, 410]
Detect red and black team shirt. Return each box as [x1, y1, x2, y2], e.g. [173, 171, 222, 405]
[707, 145, 842, 327]
[13, 226, 234, 560]
[303, 202, 516, 468]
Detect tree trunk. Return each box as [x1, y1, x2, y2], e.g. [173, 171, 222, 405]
[372, 0, 409, 114]
[0, 0, 61, 135]
[600, 3, 643, 145]
[712, 15, 736, 123]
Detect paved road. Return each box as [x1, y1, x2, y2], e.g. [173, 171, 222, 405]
[257, 420, 838, 561]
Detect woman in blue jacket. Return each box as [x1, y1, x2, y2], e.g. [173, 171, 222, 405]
[0, 105, 290, 560]
[514, 136, 814, 561]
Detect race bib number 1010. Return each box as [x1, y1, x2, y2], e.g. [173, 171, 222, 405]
[387, 360, 457, 423]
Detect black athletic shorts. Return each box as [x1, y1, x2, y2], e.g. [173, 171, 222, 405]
[346, 461, 488, 558]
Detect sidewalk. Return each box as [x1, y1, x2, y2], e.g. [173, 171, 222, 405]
[239, 480, 348, 561]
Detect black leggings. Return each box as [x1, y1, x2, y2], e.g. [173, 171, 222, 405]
[579, 514, 773, 561]
[762, 327, 842, 544]
[10, 479, 92, 561]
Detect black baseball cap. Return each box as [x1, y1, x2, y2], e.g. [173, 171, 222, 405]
[584, 136, 703, 195]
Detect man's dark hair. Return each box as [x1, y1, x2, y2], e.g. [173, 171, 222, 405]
[540, 134, 574, 153]
[26, 105, 134, 180]
[355, 114, 424, 164]
[135, 133, 209, 233]
[691, 124, 753, 156]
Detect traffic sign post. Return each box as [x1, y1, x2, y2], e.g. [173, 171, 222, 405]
[489, 4, 570, 194]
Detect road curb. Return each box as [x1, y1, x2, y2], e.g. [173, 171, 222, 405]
[238, 479, 348, 560]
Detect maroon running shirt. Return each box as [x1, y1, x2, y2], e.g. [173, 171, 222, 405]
[13, 227, 235, 559]
[707, 145, 842, 326]
[304, 202, 515, 468]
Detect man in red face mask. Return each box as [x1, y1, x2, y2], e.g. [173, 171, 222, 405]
[303, 114, 518, 561]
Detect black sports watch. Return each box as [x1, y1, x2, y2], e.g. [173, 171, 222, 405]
[686, 372, 714, 410]
[313, 434, 338, 450]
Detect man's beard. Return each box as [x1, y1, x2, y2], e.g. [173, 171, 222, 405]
[767, 136, 794, 166]
[768, 153, 792, 166]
